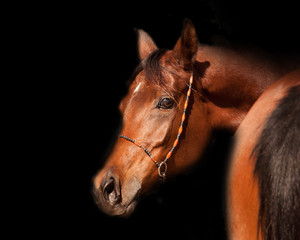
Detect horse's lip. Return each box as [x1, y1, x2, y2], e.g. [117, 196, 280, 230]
[119, 189, 141, 217]
[119, 200, 138, 217]
[99, 188, 141, 217]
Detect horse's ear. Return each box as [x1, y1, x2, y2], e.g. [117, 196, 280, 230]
[173, 19, 198, 68]
[137, 29, 158, 60]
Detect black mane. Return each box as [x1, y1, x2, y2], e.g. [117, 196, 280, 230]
[253, 85, 300, 240]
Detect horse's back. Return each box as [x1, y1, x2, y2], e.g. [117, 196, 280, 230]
[227, 69, 300, 240]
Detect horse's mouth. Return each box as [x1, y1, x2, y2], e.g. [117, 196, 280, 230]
[119, 198, 139, 217]
[93, 189, 140, 217]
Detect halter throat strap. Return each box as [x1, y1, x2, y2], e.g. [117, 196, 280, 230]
[119, 73, 194, 182]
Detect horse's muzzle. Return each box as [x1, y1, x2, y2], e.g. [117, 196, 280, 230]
[93, 168, 141, 217]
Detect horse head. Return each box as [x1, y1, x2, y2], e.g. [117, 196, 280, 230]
[93, 20, 212, 217]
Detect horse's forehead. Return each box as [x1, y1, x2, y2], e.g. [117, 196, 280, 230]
[132, 73, 153, 92]
[125, 74, 158, 104]
[133, 81, 142, 94]
[132, 71, 169, 91]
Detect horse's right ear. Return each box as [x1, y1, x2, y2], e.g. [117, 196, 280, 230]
[173, 19, 198, 68]
[136, 29, 158, 60]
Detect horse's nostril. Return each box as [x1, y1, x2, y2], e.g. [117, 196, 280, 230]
[102, 174, 121, 205]
[105, 179, 115, 195]
[104, 178, 115, 201]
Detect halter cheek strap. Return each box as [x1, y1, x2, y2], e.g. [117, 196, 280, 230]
[119, 73, 193, 182]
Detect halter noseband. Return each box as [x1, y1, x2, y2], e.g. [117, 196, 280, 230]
[119, 73, 194, 182]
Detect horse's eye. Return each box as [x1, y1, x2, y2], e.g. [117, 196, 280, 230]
[157, 97, 174, 109]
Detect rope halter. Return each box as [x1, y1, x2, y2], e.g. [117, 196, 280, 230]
[119, 73, 193, 182]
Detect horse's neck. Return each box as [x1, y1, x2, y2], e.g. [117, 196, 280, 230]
[197, 44, 293, 132]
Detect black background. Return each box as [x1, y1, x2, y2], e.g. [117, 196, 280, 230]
[33, 0, 299, 239]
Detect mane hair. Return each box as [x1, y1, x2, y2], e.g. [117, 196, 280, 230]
[131, 49, 190, 94]
[253, 85, 300, 240]
[143, 49, 169, 87]
[131, 49, 168, 87]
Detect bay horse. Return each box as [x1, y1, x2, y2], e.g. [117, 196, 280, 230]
[93, 19, 299, 239]
[227, 70, 300, 240]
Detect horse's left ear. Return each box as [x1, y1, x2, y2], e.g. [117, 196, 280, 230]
[173, 19, 198, 68]
[137, 29, 158, 60]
